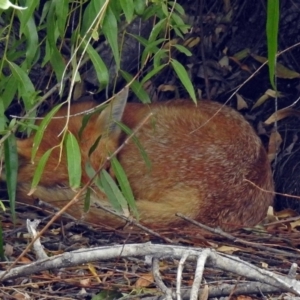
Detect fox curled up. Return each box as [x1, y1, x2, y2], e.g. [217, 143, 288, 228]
[13, 87, 274, 230]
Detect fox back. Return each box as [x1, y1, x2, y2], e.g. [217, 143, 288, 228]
[15, 89, 274, 230]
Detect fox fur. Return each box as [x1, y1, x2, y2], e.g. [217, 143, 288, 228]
[15, 88, 274, 230]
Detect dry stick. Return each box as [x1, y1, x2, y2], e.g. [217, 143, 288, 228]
[26, 220, 48, 260]
[176, 251, 190, 300]
[243, 179, 300, 226]
[91, 202, 173, 243]
[152, 257, 173, 299]
[36, 199, 160, 240]
[0, 111, 160, 281]
[288, 263, 298, 279]
[244, 178, 300, 201]
[2, 199, 77, 239]
[267, 215, 300, 226]
[190, 249, 211, 300]
[176, 213, 300, 259]
[243, 178, 300, 227]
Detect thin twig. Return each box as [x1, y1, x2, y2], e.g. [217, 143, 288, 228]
[176, 213, 300, 259]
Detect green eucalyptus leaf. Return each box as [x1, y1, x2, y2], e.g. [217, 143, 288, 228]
[65, 132, 82, 189]
[31, 103, 63, 162]
[111, 157, 138, 218]
[120, 70, 151, 103]
[171, 59, 196, 103]
[8, 61, 36, 110]
[100, 169, 129, 215]
[4, 135, 18, 223]
[31, 148, 53, 192]
[120, 0, 134, 23]
[267, 0, 279, 89]
[102, 7, 120, 69]
[85, 43, 109, 89]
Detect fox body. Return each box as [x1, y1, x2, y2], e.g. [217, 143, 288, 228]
[16, 89, 274, 230]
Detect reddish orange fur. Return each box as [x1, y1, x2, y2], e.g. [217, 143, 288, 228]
[15, 96, 274, 230]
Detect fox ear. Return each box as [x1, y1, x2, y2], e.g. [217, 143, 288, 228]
[96, 87, 129, 136]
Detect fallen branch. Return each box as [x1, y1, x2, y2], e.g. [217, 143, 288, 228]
[2, 241, 300, 297]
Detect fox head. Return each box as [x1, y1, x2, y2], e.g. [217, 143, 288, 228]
[16, 87, 129, 186]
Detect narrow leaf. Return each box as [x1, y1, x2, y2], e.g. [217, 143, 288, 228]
[134, 0, 146, 15]
[30, 148, 53, 193]
[40, 1, 51, 25]
[171, 12, 189, 35]
[18, 0, 38, 28]
[22, 17, 39, 68]
[100, 169, 129, 216]
[141, 64, 167, 84]
[50, 48, 66, 82]
[169, 1, 185, 15]
[111, 157, 138, 218]
[8, 61, 36, 110]
[266, 0, 279, 89]
[149, 18, 167, 43]
[81, 0, 106, 36]
[18, 0, 39, 66]
[85, 43, 109, 89]
[45, 2, 65, 81]
[171, 59, 196, 103]
[84, 187, 91, 212]
[54, 0, 69, 38]
[120, 0, 134, 22]
[85, 161, 96, 179]
[1, 76, 17, 110]
[0, 97, 6, 131]
[4, 135, 18, 223]
[31, 103, 63, 162]
[65, 132, 82, 189]
[141, 38, 166, 65]
[120, 70, 151, 103]
[102, 7, 120, 69]
[173, 44, 192, 56]
[153, 49, 168, 69]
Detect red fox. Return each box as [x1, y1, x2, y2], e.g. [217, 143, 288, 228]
[15, 88, 274, 230]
